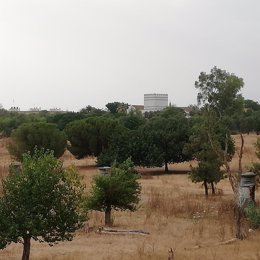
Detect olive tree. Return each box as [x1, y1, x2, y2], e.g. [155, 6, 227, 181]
[0, 149, 87, 260]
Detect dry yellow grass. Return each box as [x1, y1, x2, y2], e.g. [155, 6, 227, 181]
[0, 134, 260, 260]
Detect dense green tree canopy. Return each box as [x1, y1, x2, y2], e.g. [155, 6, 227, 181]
[8, 122, 67, 161]
[47, 112, 87, 130]
[142, 107, 191, 171]
[0, 113, 46, 137]
[66, 116, 121, 159]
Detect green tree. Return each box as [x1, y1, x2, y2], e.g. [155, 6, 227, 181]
[186, 111, 232, 195]
[105, 102, 129, 114]
[142, 107, 190, 172]
[0, 149, 87, 260]
[66, 117, 120, 159]
[119, 111, 146, 130]
[47, 112, 86, 130]
[244, 99, 260, 112]
[195, 66, 244, 119]
[190, 157, 223, 196]
[79, 105, 106, 116]
[248, 138, 260, 181]
[8, 122, 67, 161]
[194, 66, 247, 239]
[86, 159, 141, 225]
[195, 67, 244, 191]
[0, 113, 46, 137]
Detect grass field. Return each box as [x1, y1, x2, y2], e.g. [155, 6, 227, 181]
[0, 134, 260, 260]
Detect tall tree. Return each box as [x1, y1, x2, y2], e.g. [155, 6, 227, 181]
[0, 149, 87, 260]
[196, 66, 244, 119]
[194, 66, 246, 239]
[195, 66, 244, 191]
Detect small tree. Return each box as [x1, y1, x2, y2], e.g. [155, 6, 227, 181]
[86, 159, 141, 225]
[186, 110, 233, 196]
[190, 151, 224, 196]
[8, 122, 67, 161]
[0, 149, 87, 260]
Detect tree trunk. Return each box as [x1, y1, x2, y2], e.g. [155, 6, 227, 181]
[238, 133, 244, 176]
[203, 180, 208, 196]
[211, 181, 215, 195]
[165, 161, 169, 173]
[105, 206, 112, 226]
[22, 236, 31, 260]
[235, 205, 247, 240]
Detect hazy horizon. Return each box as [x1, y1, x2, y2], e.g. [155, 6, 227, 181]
[1, 0, 259, 112]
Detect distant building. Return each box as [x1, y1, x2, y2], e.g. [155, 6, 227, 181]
[144, 94, 168, 112]
[49, 108, 62, 112]
[9, 107, 20, 112]
[29, 107, 41, 112]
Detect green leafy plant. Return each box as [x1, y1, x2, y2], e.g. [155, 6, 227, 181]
[245, 202, 260, 229]
[0, 149, 87, 260]
[86, 158, 141, 225]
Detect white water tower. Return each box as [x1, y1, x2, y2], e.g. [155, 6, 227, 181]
[144, 93, 168, 112]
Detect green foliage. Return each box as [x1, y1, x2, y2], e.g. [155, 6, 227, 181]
[105, 102, 129, 114]
[66, 116, 121, 159]
[0, 112, 46, 137]
[244, 99, 260, 112]
[47, 112, 87, 130]
[196, 66, 244, 118]
[97, 107, 190, 170]
[119, 112, 146, 130]
[96, 121, 154, 167]
[86, 159, 141, 224]
[79, 105, 106, 116]
[245, 202, 260, 229]
[187, 67, 242, 192]
[190, 153, 224, 184]
[141, 107, 191, 171]
[8, 122, 67, 161]
[186, 112, 228, 194]
[0, 149, 87, 251]
[248, 138, 260, 185]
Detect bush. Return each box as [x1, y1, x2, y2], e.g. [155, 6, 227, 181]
[8, 122, 67, 161]
[245, 202, 260, 229]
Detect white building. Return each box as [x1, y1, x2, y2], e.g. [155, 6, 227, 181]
[144, 93, 168, 112]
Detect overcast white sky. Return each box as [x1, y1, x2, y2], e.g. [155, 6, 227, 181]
[1, 0, 259, 111]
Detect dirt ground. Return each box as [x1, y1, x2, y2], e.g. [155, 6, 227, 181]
[1, 134, 260, 260]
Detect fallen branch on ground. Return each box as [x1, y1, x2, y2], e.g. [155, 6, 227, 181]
[184, 238, 238, 250]
[96, 227, 150, 235]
